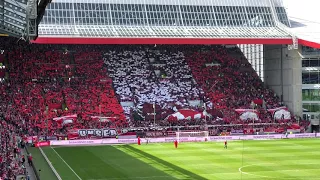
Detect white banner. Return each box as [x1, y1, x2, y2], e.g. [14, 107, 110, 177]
[77, 129, 117, 138]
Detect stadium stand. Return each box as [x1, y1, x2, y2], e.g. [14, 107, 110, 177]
[103, 45, 308, 132]
[0, 39, 309, 133]
[185, 46, 280, 119]
[0, 38, 126, 138]
[0, 119, 25, 180]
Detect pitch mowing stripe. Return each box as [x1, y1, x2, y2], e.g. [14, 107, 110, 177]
[115, 146, 192, 179]
[43, 139, 320, 180]
[239, 164, 320, 179]
[51, 147, 83, 180]
[146, 141, 318, 179]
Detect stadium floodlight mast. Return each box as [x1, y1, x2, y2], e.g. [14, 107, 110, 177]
[99, 104, 101, 127]
[176, 131, 209, 142]
[147, 103, 156, 127]
[153, 102, 156, 127]
[45, 105, 49, 139]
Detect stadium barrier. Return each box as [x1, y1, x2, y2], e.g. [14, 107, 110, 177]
[46, 133, 320, 146]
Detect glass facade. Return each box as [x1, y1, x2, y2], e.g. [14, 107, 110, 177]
[302, 46, 320, 56]
[302, 89, 320, 101]
[303, 104, 320, 113]
[302, 46, 320, 119]
[238, 44, 264, 81]
[38, 0, 291, 38]
[302, 59, 320, 67]
[302, 71, 320, 84]
[42, 3, 276, 27]
[275, 7, 290, 27]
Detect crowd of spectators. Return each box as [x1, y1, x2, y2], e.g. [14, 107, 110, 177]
[102, 45, 308, 131]
[185, 46, 308, 131]
[0, 38, 126, 137]
[0, 118, 25, 180]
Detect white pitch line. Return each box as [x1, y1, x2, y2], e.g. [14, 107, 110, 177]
[87, 175, 171, 180]
[51, 147, 83, 180]
[239, 164, 272, 178]
[239, 164, 320, 179]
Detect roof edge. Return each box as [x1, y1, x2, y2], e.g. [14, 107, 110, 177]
[32, 37, 293, 45]
[298, 39, 320, 49]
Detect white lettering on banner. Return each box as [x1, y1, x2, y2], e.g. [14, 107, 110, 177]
[253, 135, 278, 139]
[209, 136, 234, 140]
[50, 133, 320, 146]
[69, 140, 97, 144]
[96, 130, 102, 137]
[50, 140, 103, 145]
[78, 129, 117, 138]
[117, 139, 137, 144]
[293, 133, 317, 138]
[164, 137, 204, 142]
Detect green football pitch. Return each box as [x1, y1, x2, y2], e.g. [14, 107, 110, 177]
[33, 139, 320, 180]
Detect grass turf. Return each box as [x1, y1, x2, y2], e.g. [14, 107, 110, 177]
[39, 139, 320, 180]
[28, 146, 59, 180]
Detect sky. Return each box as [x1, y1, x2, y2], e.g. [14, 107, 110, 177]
[281, 0, 320, 43]
[283, 0, 320, 23]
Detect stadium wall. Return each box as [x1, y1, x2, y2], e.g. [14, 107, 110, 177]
[264, 44, 302, 116]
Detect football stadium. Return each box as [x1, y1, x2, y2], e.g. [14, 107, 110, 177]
[1, 0, 320, 179]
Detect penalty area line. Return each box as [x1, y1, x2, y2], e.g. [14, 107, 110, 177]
[51, 146, 83, 180]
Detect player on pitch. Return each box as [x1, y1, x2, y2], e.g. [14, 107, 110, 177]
[174, 139, 178, 148]
[137, 136, 141, 145]
[224, 140, 227, 149]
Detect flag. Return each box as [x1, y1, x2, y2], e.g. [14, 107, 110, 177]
[53, 114, 77, 126]
[62, 119, 73, 126]
[91, 116, 116, 122]
[165, 109, 209, 121]
[53, 114, 77, 121]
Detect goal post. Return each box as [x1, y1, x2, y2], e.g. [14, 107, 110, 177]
[176, 131, 209, 142]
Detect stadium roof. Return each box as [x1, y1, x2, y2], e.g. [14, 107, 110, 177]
[283, 0, 320, 49]
[33, 0, 296, 45]
[0, 0, 28, 37]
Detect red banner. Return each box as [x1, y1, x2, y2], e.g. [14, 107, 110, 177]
[35, 141, 50, 147]
[24, 136, 38, 143]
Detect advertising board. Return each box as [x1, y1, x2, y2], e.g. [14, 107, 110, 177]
[49, 133, 320, 146]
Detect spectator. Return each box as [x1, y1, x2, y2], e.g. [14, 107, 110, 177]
[27, 154, 32, 167]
